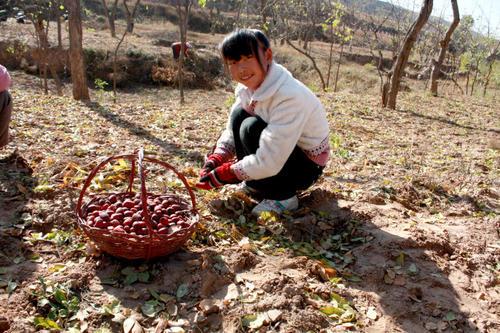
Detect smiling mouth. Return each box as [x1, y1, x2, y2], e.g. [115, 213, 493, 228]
[240, 74, 253, 81]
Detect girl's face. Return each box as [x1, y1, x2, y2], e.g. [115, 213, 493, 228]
[227, 47, 272, 91]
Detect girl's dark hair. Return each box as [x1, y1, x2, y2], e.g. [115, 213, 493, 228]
[220, 29, 270, 69]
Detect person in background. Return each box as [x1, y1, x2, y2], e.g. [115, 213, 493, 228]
[0, 64, 12, 148]
[196, 29, 330, 216]
[171, 41, 192, 59]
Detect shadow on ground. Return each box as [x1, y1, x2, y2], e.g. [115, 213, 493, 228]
[301, 188, 477, 332]
[0, 150, 38, 293]
[85, 101, 204, 164]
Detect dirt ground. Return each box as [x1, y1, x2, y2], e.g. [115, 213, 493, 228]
[0, 13, 499, 333]
[0, 67, 498, 333]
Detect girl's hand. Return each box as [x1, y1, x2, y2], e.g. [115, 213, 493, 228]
[199, 153, 225, 178]
[196, 162, 241, 190]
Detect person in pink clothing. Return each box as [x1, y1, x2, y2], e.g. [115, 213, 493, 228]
[0, 64, 12, 148]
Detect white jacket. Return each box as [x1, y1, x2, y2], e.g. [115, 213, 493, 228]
[217, 62, 330, 180]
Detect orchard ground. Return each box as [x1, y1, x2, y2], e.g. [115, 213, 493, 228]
[0, 17, 499, 333]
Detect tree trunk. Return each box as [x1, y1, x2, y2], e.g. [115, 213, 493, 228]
[482, 41, 500, 97]
[470, 64, 479, 96]
[57, 16, 62, 48]
[33, 18, 63, 95]
[430, 0, 459, 96]
[465, 69, 470, 95]
[334, 42, 344, 92]
[113, 29, 128, 103]
[383, 0, 433, 109]
[175, 0, 192, 104]
[66, 0, 90, 101]
[326, 40, 334, 88]
[123, 0, 141, 33]
[101, 0, 118, 38]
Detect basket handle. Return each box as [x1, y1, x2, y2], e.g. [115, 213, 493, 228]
[76, 150, 198, 223]
[142, 155, 197, 213]
[76, 153, 136, 219]
[137, 149, 155, 254]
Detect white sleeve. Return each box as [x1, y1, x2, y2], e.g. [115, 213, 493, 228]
[234, 97, 309, 180]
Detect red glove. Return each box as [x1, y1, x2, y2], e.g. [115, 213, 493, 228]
[199, 153, 226, 178]
[196, 162, 241, 190]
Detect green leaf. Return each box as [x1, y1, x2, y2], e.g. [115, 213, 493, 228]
[320, 305, 344, 316]
[33, 317, 61, 329]
[7, 281, 17, 295]
[330, 292, 348, 307]
[101, 299, 121, 316]
[241, 314, 257, 327]
[54, 288, 67, 303]
[13, 256, 24, 264]
[176, 283, 189, 299]
[241, 313, 268, 329]
[149, 289, 161, 300]
[141, 299, 164, 317]
[137, 271, 149, 283]
[48, 264, 66, 273]
[396, 252, 405, 266]
[445, 311, 456, 321]
[408, 263, 418, 275]
[121, 266, 136, 275]
[124, 272, 138, 285]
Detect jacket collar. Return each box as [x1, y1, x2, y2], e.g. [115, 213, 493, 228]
[236, 62, 289, 102]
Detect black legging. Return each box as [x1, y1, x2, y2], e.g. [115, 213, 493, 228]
[0, 90, 12, 147]
[230, 108, 323, 200]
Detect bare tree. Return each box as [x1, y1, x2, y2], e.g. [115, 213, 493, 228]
[65, 0, 90, 101]
[482, 41, 500, 97]
[430, 0, 459, 96]
[382, 0, 433, 109]
[362, 8, 394, 96]
[277, 0, 327, 90]
[32, 16, 63, 95]
[13, 0, 65, 95]
[101, 0, 119, 37]
[123, 0, 141, 33]
[112, 22, 128, 103]
[175, 0, 193, 104]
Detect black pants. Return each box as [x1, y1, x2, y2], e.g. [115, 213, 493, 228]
[230, 108, 323, 200]
[0, 90, 12, 147]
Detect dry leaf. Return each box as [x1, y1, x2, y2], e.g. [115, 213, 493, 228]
[123, 317, 143, 333]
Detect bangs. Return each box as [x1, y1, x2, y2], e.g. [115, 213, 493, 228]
[220, 30, 260, 62]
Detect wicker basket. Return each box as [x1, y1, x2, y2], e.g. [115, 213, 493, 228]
[76, 149, 198, 260]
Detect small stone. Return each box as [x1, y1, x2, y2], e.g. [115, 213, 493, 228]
[167, 328, 185, 333]
[425, 322, 438, 331]
[437, 321, 448, 331]
[393, 275, 406, 286]
[266, 309, 282, 323]
[432, 308, 442, 317]
[199, 299, 220, 315]
[168, 319, 187, 327]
